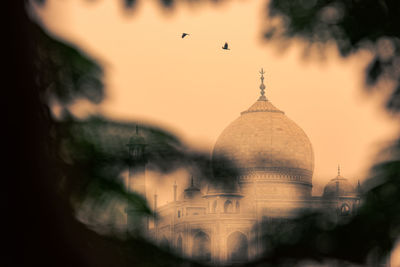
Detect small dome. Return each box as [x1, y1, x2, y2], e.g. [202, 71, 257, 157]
[205, 179, 242, 197]
[323, 171, 356, 198]
[128, 135, 146, 146]
[180, 178, 203, 200]
[128, 126, 146, 146]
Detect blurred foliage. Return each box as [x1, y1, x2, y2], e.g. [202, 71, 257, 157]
[244, 0, 400, 265]
[249, 144, 400, 265]
[10, 1, 214, 266]
[35, 23, 104, 106]
[266, 0, 400, 114]
[258, 0, 400, 265]
[9, 0, 400, 266]
[14, 3, 231, 264]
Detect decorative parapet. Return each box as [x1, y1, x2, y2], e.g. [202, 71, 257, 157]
[238, 167, 312, 185]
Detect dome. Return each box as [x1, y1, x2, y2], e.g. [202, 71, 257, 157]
[323, 169, 357, 198]
[128, 135, 146, 146]
[180, 177, 203, 200]
[128, 126, 146, 146]
[212, 98, 314, 186]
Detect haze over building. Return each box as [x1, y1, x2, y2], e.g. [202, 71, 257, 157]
[126, 70, 361, 264]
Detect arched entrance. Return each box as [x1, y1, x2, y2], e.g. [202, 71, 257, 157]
[192, 231, 211, 262]
[212, 200, 217, 213]
[227, 231, 248, 263]
[236, 201, 240, 213]
[224, 200, 233, 213]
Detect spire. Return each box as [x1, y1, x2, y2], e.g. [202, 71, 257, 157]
[184, 176, 199, 191]
[357, 180, 362, 195]
[336, 180, 339, 196]
[258, 68, 267, 101]
[154, 190, 158, 210]
[182, 176, 201, 199]
[173, 180, 177, 202]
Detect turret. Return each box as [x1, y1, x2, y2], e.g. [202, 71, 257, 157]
[322, 166, 360, 218]
[173, 181, 177, 202]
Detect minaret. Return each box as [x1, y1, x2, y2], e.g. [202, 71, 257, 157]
[336, 165, 340, 195]
[173, 181, 177, 202]
[126, 125, 148, 234]
[154, 190, 158, 211]
[153, 191, 158, 240]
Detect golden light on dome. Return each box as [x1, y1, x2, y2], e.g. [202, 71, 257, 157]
[212, 72, 314, 199]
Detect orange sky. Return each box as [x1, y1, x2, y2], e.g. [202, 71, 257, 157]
[36, 0, 398, 197]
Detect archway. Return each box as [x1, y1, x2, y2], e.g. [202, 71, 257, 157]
[212, 200, 217, 213]
[224, 200, 233, 213]
[227, 231, 248, 263]
[340, 203, 351, 216]
[236, 201, 240, 213]
[192, 231, 211, 262]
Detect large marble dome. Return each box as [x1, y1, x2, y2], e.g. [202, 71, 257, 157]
[212, 72, 314, 196]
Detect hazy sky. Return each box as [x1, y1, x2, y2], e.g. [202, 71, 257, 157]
[36, 0, 398, 198]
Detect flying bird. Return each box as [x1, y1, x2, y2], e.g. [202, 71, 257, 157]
[181, 33, 189, 38]
[222, 42, 230, 50]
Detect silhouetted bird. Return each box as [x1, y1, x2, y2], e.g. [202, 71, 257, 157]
[181, 33, 189, 38]
[222, 42, 230, 50]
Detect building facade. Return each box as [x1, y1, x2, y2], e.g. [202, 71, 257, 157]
[127, 70, 361, 264]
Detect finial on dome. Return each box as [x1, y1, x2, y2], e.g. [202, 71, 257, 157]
[258, 68, 267, 101]
[338, 164, 341, 176]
